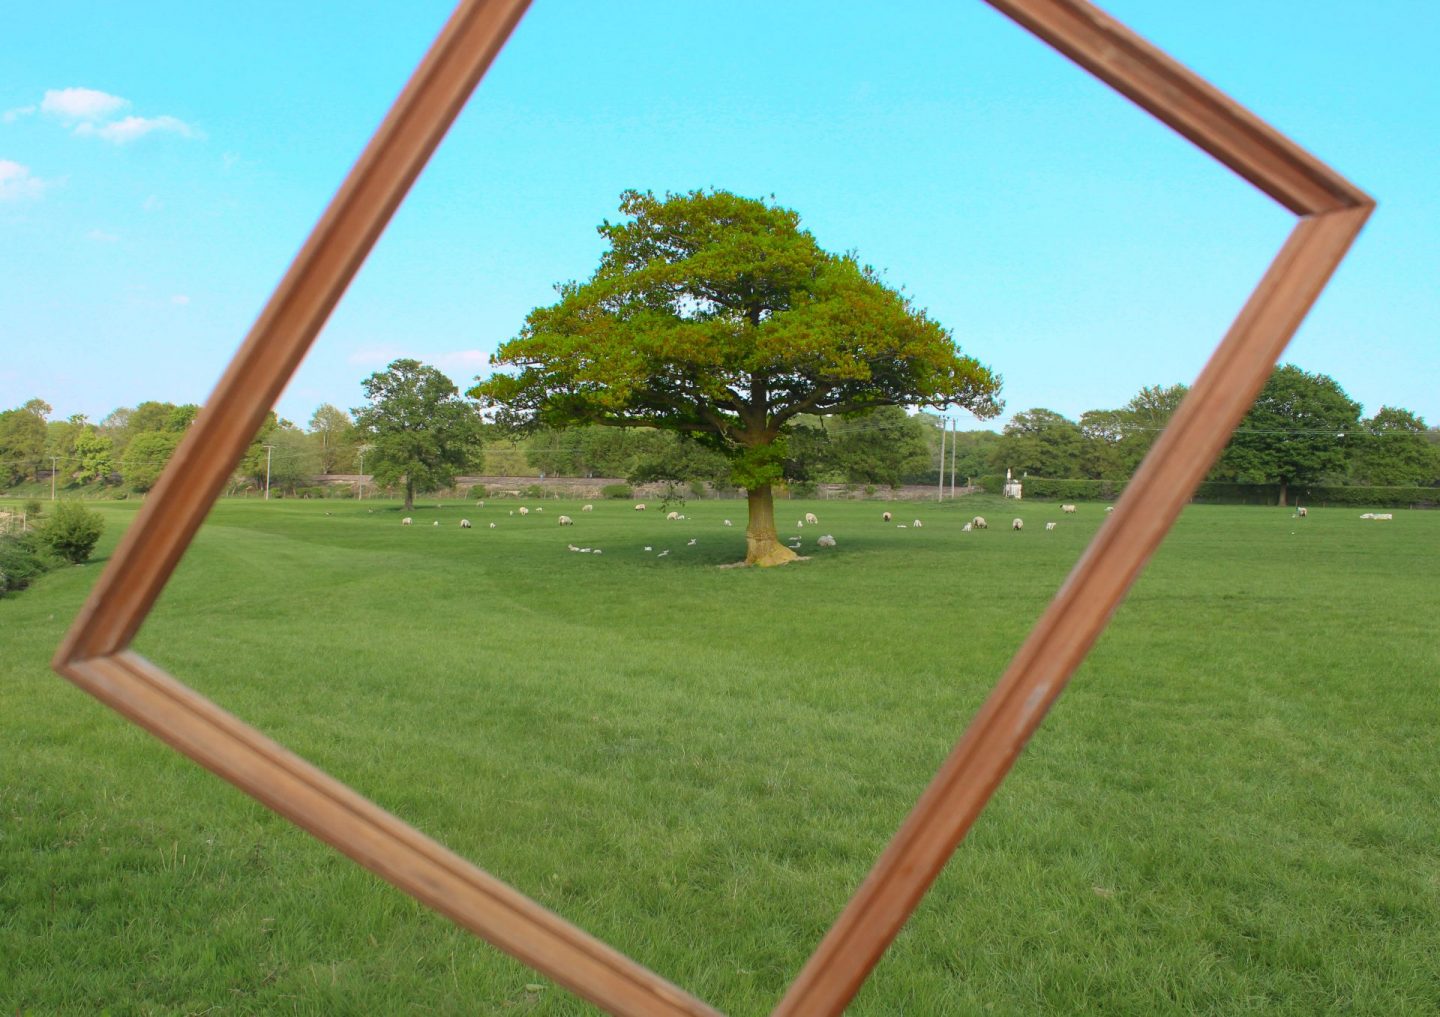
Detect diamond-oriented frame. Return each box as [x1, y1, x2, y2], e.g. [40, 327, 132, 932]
[51, 1, 1372, 1014]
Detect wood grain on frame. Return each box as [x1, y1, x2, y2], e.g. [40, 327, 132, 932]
[50, 0, 1371, 1015]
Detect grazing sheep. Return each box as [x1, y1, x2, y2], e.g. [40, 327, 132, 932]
[882, 511, 892, 522]
[535, 506, 543, 513]
[817, 534, 836, 548]
[687, 538, 697, 546]
[804, 512, 819, 525]
[644, 546, 652, 551]
[402, 517, 413, 526]
[657, 549, 669, 557]
[476, 500, 485, 507]
[962, 522, 972, 532]
[634, 503, 646, 511]
[724, 519, 733, 526]
[568, 543, 580, 551]
[582, 504, 594, 512]
[433, 520, 439, 527]
[1045, 521, 1056, 531]
[488, 522, 497, 528]
[1062, 504, 1077, 514]
[593, 549, 603, 555]
[913, 519, 923, 528]
[1375, 512, 1394, 520]
[796, 520, 804, 529]
[972, 516, 987, 529]
[666, 511, 680, 521]
[1297, 507, 1308, 517]
[460, 519, 471, 528]
[1012, 518, 1023, 531]
[558, 515, 574, 526]
[1105, 506, 1115, 513]
[518, 506, 529, 516]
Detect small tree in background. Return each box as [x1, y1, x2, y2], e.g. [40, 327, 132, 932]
[354, 359, 484, 510]
[38, 500, 105, 564]
[472, 189, 1000, 566]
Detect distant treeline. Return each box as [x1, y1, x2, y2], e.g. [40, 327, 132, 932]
[4, 364, 1436, 502]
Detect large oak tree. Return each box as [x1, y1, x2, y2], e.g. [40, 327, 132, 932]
[471, 190, 1001, 565]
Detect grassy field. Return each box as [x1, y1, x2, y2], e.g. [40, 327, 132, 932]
[2, 494, 1437, 1015]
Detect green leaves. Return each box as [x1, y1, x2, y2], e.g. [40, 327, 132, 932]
[354, 360, 483, 506]
[471, 189, 1002, 470]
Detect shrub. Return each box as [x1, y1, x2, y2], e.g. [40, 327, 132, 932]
[523, 483, 545, 498]
[688, 479, 709, 498]
[0, 534, 58, 595]
[790, 479, 817, 498]
[23, 499, 42, 517]
[467, 484, 488, 499]
[601, 483, 633, 499]
[37, 501, 106, 564]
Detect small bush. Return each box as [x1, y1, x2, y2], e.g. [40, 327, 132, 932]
[467, 484, 488, 500]
[523, 483, 545, 498]
[688, 479, 709, 498]
[38, 500, 106, 564]
[23, 499, 42, 517]
[0, 534, 58, 595]
[790, 479, 818, 498]
[601, 483, 632, 500]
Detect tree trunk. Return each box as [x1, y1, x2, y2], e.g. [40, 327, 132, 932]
[404, 478, 414, 511]
[745, 483, 798, 567]
[1277, 479, 1288, 507]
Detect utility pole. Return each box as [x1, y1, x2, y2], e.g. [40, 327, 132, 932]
[937, 415, 947, 502]
[263, 444, 274, 500]
[357, 444, 372, 499]
[51, 455, 58, 500]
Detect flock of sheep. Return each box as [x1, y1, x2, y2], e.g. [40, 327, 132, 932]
[390, 501, 1397, 561]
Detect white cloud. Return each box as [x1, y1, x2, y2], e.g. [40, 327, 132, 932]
[0, 159, 47, 201]
[430, 350, 490, 374]
[345, 347, 491, 376]
[86, 228, 120, 243]
[75, 114, 198, 144]
[40, 87, 127, 122]
[170, 294, 190, 306]
[2, 105, 36, 123]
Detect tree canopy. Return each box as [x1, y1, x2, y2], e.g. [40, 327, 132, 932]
[355, 359, 483, 510]
[1217, 365, 1360, 504]
[471, 189, 1001, 564]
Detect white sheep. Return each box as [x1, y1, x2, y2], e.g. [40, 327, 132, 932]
[804, 512, 819, 525]
[882, 511, 892, 522]
[962, 522, 972, 532]
[1375, 512, 1394, 520]
[568, 544, 580, 551]
[1297, 507, 1308, 517]
[1105, 506, 1115, 513]
[476, 500, 485, 507]
[402, 517, 413, 526]
[666, 510, 680, 521]
[796, 520, 804, 528]
[816, 534, 836, 548]
[634, 503, 646, 511]
[1012, 518, 1023, 531]
[535, 506, 543, 513]
[687, 538, 697, 546]
[460, 519, 471, 528]
[1062, 504, 1077, 514]
[724, 519, 733, 526]
[488, 522, 496, 529]
[558, 515, 574, 526]
[582, 504, 594, 512]
[1045, 521, 1056, 531]
[913, 519, 923, 528]
[518, 506, 529, 516]
[972, 516, 987, 529]
[432, 520, 439, 527]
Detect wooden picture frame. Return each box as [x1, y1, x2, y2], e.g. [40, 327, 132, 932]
[52, 2, 1372, 1014]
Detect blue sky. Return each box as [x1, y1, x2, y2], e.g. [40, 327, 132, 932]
[2, 1, 1435, 431]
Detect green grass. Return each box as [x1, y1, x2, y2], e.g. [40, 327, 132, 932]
[3, 496, 1437, 1015]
